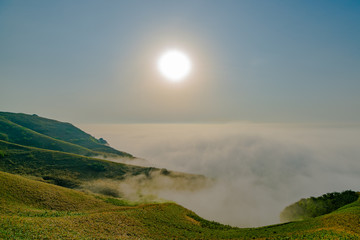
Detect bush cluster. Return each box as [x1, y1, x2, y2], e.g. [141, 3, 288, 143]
[280, 190, 359, 222]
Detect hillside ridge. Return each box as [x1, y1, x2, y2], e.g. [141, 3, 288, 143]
[0, 111, 132, 158]
[1, 170, 360, 239]
[1, 111, 360, 239]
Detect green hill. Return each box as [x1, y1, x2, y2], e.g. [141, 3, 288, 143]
[1, 170, 360, 239]
[0, 117, 100, 157]
[0, 112, 132, 158]
[0, 139, 201, 190]
[1, 111, 360, 239]
[0, 111, 208, 198]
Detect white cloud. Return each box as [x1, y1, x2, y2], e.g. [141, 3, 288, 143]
[81, 123, 360, 227]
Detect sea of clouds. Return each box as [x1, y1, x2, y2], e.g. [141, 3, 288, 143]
[81, 123, 360, 227]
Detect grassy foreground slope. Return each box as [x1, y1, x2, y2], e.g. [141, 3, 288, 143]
[0, 111, 132, 158]
[1, 171, 360, 239]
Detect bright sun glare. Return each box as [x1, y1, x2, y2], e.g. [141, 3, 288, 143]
[157, 49, 191, 82]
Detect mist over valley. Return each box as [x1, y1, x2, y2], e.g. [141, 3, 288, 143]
[81, 123, 360, 227]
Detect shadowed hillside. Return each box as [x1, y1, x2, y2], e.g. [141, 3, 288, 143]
[0, 140, 207, 192]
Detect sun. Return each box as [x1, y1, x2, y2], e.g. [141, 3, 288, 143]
[157, 49, 192, 82]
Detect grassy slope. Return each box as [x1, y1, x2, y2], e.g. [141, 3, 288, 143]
[0, 117, 100, 157]
[0, 112, 132, 157]
[0, 140, 205, 191]
[0, 139, 159, 188]
[1, 171, 360, 239]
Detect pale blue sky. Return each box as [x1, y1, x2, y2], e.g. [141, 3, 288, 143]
[1, 0, 359, 123]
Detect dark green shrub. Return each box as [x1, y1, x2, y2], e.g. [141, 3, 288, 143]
[43, 175, 81, 188]
[0, 133, 9, 141]
[87, 163, 106, 172]
[280, 190, 359, 222]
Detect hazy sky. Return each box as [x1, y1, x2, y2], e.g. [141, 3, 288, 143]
[1, 0, 360, 124]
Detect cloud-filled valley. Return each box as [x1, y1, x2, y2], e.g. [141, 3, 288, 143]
[81, 123, 360, 227]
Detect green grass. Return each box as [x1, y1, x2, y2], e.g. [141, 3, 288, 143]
[0, 139, 162, 188]
[0, 111, 208, 196]
[0, 116, 100, 157]
[1, 112, 359, 239]
[0, 111, 132, 158]
[1, 170, 360, 239]
[0, 139, 207, 195]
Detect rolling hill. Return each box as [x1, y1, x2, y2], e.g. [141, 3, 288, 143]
[0, 112, 208, 197]
[0, 111, 132, 158]
[1, 111, 360, 239]
[0, 139, 207, 193]
[1, 170, 360, 239]
[0, 139, 153, 188]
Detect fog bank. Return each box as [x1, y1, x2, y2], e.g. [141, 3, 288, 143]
[81, 123, 360, 227]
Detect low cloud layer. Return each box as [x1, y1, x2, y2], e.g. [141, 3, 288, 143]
[81, 123, 360, 227]
[81, 170, 211, 202]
